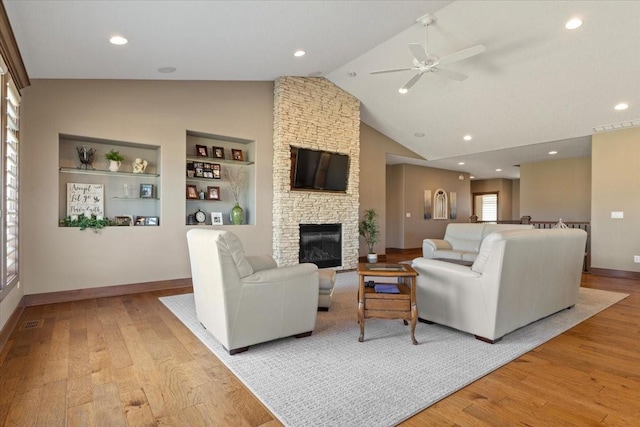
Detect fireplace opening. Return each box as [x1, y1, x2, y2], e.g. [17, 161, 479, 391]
[299, 224, 342, 268]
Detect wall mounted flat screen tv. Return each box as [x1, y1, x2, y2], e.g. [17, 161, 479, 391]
[291, 146, 349, 192]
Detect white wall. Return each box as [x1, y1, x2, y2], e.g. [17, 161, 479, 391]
[20, 79, 275, 295]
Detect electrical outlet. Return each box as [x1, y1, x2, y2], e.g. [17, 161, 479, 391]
[406, 212, 411, 218]
[634, 255, 640, 263]
[611, 211, 624, 219]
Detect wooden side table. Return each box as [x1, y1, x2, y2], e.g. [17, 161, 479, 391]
[356, 263, 419, 345]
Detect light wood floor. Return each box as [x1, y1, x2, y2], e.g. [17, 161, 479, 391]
[1, 251, 639, 426]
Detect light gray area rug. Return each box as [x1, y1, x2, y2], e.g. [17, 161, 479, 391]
[160, 272, 627, 427]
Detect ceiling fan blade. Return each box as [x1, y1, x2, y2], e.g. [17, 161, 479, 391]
[370, 67, 413, 75]
[438, 44, 486, 66]
[401, 73, 423, 92]
[434, 67, 468, 81]
[408, 43, 428, 63]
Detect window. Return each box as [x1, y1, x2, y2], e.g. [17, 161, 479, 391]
[0, 61, 20, 292]
[473, 192, 498, 222]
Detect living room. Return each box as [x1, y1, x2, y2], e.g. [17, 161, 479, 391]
[0, 1, 639, 425]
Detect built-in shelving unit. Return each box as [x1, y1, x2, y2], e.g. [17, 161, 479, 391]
[58, 134, 161, 227]
[185, 130, 255, 225]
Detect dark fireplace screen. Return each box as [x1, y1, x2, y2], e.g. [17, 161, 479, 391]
[299, 224, 342, 268]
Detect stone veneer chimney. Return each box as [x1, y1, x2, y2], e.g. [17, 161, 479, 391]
[272, 77, 360, 269]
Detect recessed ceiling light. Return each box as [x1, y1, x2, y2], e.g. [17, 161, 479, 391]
[495, 168, 502, 172]
[398, 88, 408, 94]
[414, 132, 425, 137]
[158, 67, 176, 73]
[614, 102, 629, 111]
[109, 35, 128, 45]
[548, 150, 558, 155]
[565, 18, 582, 30]
[294, 50, 306, 57]
[463, 135, 472, 141]
[458, 162, 465, 165]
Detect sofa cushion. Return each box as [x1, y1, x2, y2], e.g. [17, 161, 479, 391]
[444, 224, 486, 253]
[471, 232, 503, 273]
[220, 232, 254, 278]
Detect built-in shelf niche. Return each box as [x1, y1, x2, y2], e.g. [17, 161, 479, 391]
[58, 134, 161, 226]
[185, 130, 255, 225]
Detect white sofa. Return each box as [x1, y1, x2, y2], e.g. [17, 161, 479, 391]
[422, 223, 534, 261]
[412, 228, 587, 342]
[186, 229, 319, 354]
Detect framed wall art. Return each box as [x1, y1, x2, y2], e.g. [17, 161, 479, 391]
[186, 184, 198, 200]
[207, 186, 221, 200]
[196, 145, 208, 157]
[140, 183, 154, 198]
[231, 149, 244, 161]
[212, 146, 225, 159]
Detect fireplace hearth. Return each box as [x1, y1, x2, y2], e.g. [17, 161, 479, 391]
[299, 224, 342, 268]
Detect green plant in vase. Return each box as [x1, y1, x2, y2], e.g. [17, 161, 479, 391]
[223, 165, 247, 225]
[104, 149, 125, 172]
[359, 208, 380, 263]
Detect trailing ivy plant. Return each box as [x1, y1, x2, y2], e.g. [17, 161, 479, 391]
[60, 214, 112, 233]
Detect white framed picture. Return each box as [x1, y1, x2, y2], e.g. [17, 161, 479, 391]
[211, 212, 223, 225]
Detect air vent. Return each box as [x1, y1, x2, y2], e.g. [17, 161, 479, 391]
[593, 119, 640, 133]
[20, 319, 44, 330]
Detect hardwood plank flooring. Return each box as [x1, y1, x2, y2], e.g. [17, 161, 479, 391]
[1, 251, 638, 426]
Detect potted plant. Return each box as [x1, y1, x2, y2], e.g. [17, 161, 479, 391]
[359, 208, 380, 263]
[60, 214, 112, 233]
[104, 149, 125, 172]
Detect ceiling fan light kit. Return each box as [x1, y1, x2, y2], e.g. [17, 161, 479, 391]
[370, 13, 485, 93]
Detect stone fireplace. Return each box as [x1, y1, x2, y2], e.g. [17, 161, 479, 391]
[272, 77, 360, 269]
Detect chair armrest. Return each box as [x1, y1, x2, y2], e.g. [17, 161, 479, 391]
[412, 257, 481, 278]
[245, 255, 278, 272]
[422, 239, 452, 258]
[243, 263, 319, 285]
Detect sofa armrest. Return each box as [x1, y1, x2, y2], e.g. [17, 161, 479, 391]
[422, 239, 452, 258]
[245, 255, 278, 272]
[412, 257, 481, 278]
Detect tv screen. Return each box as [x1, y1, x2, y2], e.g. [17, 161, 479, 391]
[292, 147, 349, 192]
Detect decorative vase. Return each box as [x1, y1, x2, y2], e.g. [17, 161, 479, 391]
[367, 253, 378, 263]
[230, 203, 244, 225]
[76, 146, 96, 170]
[108, 160, 121, 172]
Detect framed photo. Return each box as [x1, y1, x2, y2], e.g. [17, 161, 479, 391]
[186, 184, 198, 199]
[135, 216, 147, 226]
[140, 184, 154, 198]
[207, 186, 221, 200]
[196, 145, 209, 157]
[232, 149, 244, 161]
[213, 163, 221, 179]
[212, 146, 225, 159]
[186, 162, 195, 178]
[203, 170, 214, 179]
[115, 216, 132, 226]
[145, 216, 159, 226]
[211, 212, 223, 225]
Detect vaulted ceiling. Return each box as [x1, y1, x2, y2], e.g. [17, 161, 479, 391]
[5, 1, 639, 178]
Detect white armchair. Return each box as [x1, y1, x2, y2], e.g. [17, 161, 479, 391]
[186, 229, 319, 354]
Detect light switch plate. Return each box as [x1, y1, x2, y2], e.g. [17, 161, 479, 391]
[611, 211, 624, 219]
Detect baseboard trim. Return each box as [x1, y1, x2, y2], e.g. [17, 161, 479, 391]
[589, 268, 640, 280]
[22, 278, 193, 307]
[0, 297, 24, 352]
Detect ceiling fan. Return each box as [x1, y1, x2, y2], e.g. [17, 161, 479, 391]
[370, 13, 486, 93]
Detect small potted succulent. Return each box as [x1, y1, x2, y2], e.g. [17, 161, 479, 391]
[104, 149, 125, 172]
